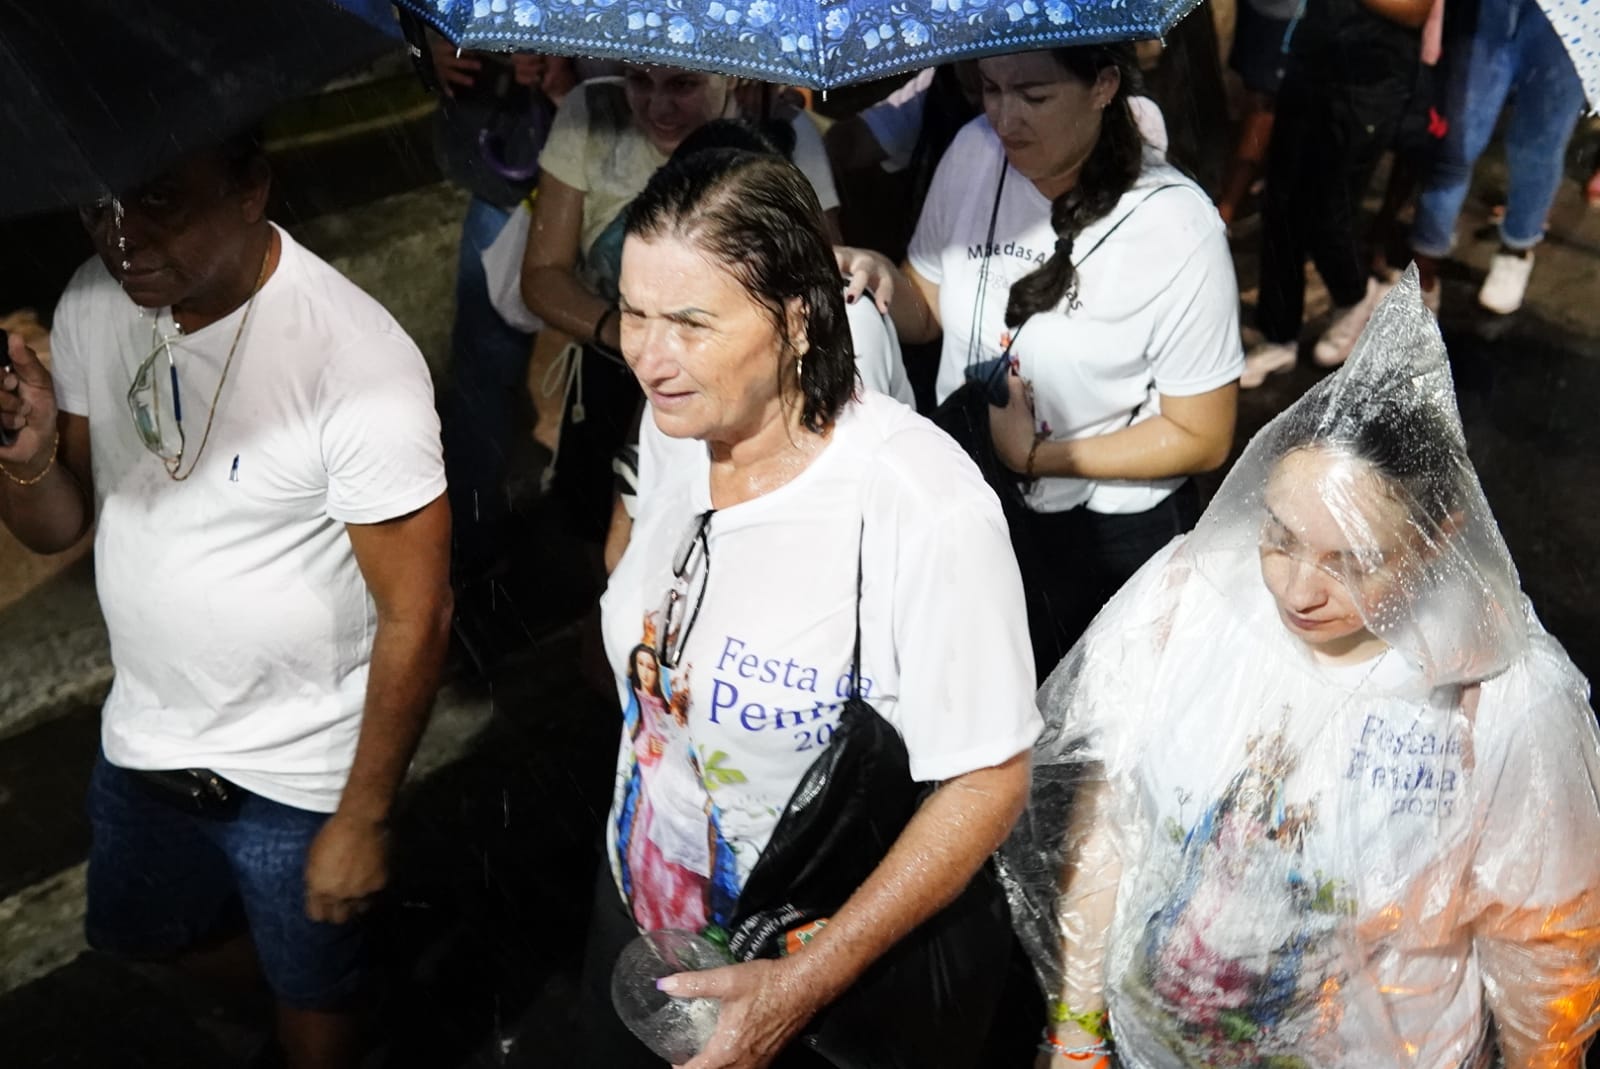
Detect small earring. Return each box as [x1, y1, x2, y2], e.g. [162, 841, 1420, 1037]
[796, 355, 805, 383]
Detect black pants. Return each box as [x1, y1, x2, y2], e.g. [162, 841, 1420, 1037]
[1257, 71, 1414, 344]
[1013, 481, 1201, 681]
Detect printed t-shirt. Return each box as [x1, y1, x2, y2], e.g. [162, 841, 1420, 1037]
[539, 76, 840, 268]
[600, 391, 1041, 929]
[1065, 545, 1600, 1069]
[907, 116, 1243, 515]
[50, 227, 446, 812]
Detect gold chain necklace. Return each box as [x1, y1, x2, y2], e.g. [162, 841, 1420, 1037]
[164, 236, 273, 481]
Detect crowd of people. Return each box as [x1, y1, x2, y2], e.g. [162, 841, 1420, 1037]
[1, 4, 1598, 1068]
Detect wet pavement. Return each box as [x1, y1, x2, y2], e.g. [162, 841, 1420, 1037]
[1, 122, 1598, 1069]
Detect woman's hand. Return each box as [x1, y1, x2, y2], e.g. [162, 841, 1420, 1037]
[988, 365, 1038, 474]
[427, 36, 482, 96]
[834, 246, 899, 314]
[661, 957, 824, 1069]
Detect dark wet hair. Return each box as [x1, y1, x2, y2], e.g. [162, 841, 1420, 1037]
[216, 126, 270, 188]
[1275, 391, 1466, 527]
[671, 117, 796, 163]
[1005, 45, 1145, 327]
[623, 148, 853, 433]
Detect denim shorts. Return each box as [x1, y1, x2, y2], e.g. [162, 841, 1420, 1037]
[84, 753, 369, 1010]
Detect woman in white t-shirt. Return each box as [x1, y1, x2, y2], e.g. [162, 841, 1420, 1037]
[521, 66, 842, 540]
[837, 46, 1243, 678]
[582, 147, 1040, 1067]
[1003, 279, 1600, 1069]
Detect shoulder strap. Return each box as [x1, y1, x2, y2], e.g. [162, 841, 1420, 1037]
[851, 521, 865, 701]
[1072, 182, 1184, 269]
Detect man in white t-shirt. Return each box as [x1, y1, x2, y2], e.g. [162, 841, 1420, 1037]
[0, 138, 451, 1069]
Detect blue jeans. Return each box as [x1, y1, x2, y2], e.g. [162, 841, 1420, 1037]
[439, 196, 537, 582]
[1411, 0, 1586, 255]
[85, 755, 368, 1010]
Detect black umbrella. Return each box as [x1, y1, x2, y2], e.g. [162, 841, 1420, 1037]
[0, 0, 399, 219]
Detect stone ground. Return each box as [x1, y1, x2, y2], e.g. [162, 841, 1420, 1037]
[2, 68, 1599, 1069]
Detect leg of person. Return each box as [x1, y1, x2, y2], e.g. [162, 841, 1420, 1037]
[1246, 74, 1317, 388]
[217, 792, 370, 1069]
[1009, 505, 1095, 681]
[1370, 62, 1443, 278]
[572, 861, 670, 1069]
[1478, 0, 1588, 314]
[1410, 0, 1518, 283]
[1219, 4, 1291, 225]
[441, 195, 537, 586]
[84, 753, 248, 973]
[1219, 100, 1277, 227]
[1304, 78, 1413, 369]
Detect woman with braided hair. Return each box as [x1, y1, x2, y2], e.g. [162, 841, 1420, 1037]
[836, 46, 1243, 677]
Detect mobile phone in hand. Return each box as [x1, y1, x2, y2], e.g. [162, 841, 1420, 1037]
[0, 328, 15, 447]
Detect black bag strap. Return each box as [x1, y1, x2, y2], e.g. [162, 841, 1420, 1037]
[964, 152, 1011, 371]
[850, 521, 865, 702]
[1072, 182, 1183, 269]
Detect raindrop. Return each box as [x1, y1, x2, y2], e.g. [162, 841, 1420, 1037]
[502, 788, 510, 828]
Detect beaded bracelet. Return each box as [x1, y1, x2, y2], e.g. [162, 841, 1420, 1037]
[1037, 1029, 1112, 1067]
[0, 430, 58, 487]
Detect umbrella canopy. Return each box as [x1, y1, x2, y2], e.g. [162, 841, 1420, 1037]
[0, 0, 397, 219]
[396, 0, 1198, 90]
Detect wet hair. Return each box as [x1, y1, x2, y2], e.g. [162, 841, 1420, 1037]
[215, 126, 270, 188]
[1274, 391, 1466, 528]
[670, 117, 796, 163]
[1004, 45, 1145, 327]
[623, 148, 854, 433]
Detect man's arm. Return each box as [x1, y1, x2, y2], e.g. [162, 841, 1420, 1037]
[304, 493, 453, 924]
[0, 334, 94, 552]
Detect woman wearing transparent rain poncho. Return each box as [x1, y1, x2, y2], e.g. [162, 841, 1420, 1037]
[1001, 274, 1600, 1069]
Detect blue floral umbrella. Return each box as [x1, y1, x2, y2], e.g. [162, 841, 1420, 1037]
[395, 0, 1199, 90]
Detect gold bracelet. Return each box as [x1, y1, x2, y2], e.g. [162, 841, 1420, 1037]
[1025, 435, 1043, 480]
[0, 431, 59, 487]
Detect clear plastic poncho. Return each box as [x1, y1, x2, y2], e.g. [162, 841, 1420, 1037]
[999, 270, 1600, 1069]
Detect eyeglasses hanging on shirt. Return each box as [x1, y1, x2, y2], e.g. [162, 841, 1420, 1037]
[656, 509, 714, 670]
[125, 242, 271, 481]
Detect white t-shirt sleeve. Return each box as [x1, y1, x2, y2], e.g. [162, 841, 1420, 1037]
[907, 120, 986, 285]
[1129, 96, 1169, 157]
[883, 470, 1041, 782]
[861, 67, 934, 173]
[538, 81, 594, 193]
[789, 112, 840, 214]
[634, 405, 705, 521]
[319, 330, 447, 524]
[845, 296, 913, 406]
[46, 260, 102, 418]
[1146, 211, 1245, 397]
